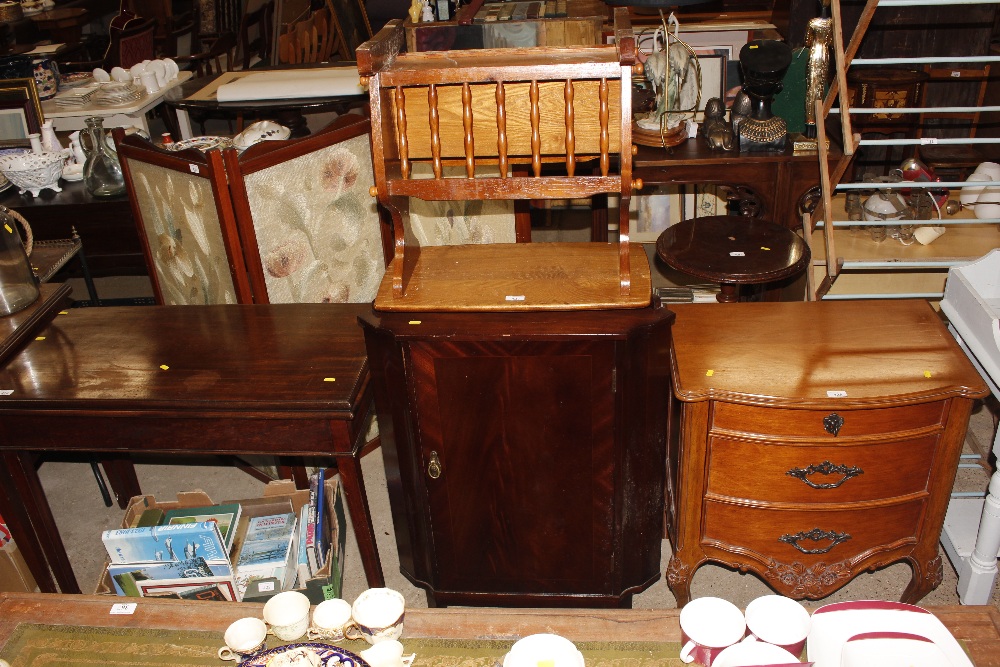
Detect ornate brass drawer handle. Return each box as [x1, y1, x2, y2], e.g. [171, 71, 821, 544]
[427, 451, 442, 479]
[779, 528, 852, 554]
[787, 460, 864, 489]
[823, 413, 844, 436]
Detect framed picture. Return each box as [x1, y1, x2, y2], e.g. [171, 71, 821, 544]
[0, 78, 42, 144]
[694, 53, 726, 122]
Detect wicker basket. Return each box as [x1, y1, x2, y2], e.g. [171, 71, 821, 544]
[0, 2, 24, 22]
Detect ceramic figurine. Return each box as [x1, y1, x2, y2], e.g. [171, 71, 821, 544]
[408, 0, 421, 23]
[702, 98, 734, 151]
[421, 0, 434, 22]
[737, 40, 792, 152]
[40, 119, 62, 152]
[68, 130, 86, 164]
[730, 90, 751, 147]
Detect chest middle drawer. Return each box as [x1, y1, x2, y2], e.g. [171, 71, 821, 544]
[706, 433, 939, 504]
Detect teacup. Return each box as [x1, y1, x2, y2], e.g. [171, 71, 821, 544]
[712, 637, 800, 667]
[347, 588, 406, 644]
[263, 590, 311, 642]
[218, 617, 267, 661]
[743, 594, 810, 658]
[679, 597, 746, 666]
[360, 639, 412, 667]
[504, 634, 584, 667]
[308, 597, 353, 641]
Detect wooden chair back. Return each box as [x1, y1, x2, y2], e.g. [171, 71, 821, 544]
[238, 0, 275, 69]
[114, 129, 254, 305]
[312, 4, 334, 62]
[111, 17, 158, 69]
[279, 16, 312, 63]
[223, 114, 388, 304]
[915, 64, 992, 179]
[356, 8, 647, 310]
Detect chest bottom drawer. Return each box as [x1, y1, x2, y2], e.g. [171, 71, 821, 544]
[702, 499, 926, 566]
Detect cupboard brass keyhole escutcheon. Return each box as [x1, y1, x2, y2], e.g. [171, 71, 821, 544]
[427, 451, 442, 479]
[787, 460, 864, 489]
[823, 413, 845, 436]
[779, 528, 852, 554]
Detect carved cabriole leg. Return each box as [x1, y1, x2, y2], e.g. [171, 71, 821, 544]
[666, 554, 694, 606]
[901, 552, 944, 604]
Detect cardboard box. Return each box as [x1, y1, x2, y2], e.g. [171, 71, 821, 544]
[0, 539, 38, 593]
[95, 478, 346, 604]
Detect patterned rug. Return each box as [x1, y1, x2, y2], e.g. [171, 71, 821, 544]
[0, 624, 686, 667]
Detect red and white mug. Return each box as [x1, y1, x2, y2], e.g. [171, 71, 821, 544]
[679, 597, 746, 666]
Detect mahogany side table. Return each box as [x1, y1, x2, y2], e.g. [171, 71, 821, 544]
[655, 215, 810, 302]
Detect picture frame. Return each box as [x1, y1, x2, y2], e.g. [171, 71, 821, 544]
[329, 0, 373, 55]
[0, 78, 42, 143]
[693, 52, 726, 122]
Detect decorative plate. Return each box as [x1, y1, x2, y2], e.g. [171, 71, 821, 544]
[171, 135, 233, 152]
[238, 642, 370, 667]
[60, 72, 93, 88]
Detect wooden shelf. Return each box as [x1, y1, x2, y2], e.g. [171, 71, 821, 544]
[373, 242, 652, 311]
[809, 195, 999, 299]
[811, 195, 997, 263]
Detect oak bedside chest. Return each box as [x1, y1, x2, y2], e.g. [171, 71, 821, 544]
[665, 300, 988, 605]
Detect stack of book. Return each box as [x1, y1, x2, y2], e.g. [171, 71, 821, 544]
[101, 473, 344, 602]
[102, 518, 239, 601]
[234, 512, 298, 598]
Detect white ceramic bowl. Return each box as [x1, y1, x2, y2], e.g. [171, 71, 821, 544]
[0, 151, 65, 196]
[960, 172, 992, 206]
[973, 161, 1000, 181]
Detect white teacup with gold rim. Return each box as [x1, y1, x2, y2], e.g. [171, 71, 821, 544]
[263, 591, 311, 642]
[360, 639, 414, 667]
[347, 588, 406, 644]
[218, 617, 268, 661]
[308, 598, 353, 641]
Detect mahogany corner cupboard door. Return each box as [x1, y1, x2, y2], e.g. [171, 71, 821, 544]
[359, 306, 674, 607]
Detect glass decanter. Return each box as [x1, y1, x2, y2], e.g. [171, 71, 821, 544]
[81, 116, 126, 197]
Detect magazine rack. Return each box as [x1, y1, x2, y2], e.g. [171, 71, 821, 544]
[356, 7, 651, 311]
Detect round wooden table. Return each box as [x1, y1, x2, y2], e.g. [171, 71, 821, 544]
[28, 7, 88, 45]
[655, 215, 810, 302]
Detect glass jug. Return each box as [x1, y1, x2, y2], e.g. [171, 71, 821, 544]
[81, 117, 126, 198]
[0, 206, 39, 316]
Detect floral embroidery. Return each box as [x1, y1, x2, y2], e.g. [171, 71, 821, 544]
[265, 241, 308, 278]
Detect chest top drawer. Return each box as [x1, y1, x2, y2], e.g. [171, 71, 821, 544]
[710, 401, 948, 439]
